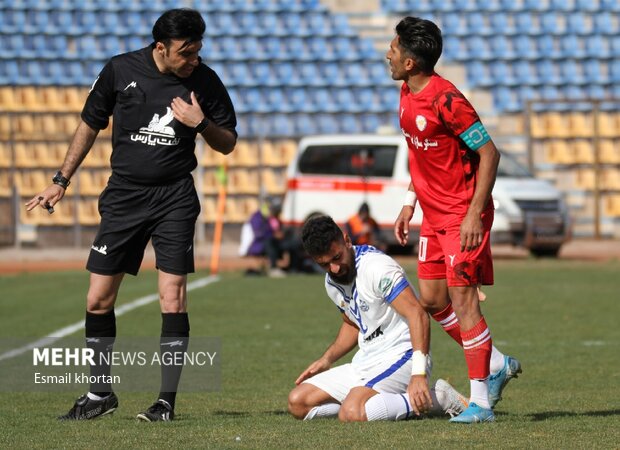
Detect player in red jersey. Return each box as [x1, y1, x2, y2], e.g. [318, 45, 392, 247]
[388, 16, 521, 423]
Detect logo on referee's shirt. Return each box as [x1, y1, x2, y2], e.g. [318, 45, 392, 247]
[130, 107, 181, 147]
[415, 115, 427, 131]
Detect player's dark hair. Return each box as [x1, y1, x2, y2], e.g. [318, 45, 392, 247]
[395, 16, 442, 74]
[301, 215, 344, 257]
[152, 8, 205, 49]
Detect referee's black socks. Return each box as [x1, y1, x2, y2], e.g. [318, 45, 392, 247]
[158, 312, 190, 410]
[85, 310, 116, 397]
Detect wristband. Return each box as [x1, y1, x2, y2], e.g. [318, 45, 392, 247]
[411, 350, 427, 376]
[404, 190, 417, 207]
[52, 171, 70, 189]
[194, 117, 209, 134]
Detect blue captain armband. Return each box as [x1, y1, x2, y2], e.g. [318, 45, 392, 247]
[460, 121, 490, 151]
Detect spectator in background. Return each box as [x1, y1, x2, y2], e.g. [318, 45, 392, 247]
[243, 197, 302, 277]
[345, 202, 387, 251]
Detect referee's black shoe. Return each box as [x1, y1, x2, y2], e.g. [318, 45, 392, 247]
[58, 392, 118, 420]
[136, 399, 174, 422]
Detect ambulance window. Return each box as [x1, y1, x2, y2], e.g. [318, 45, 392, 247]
[298, 145, 397, 177]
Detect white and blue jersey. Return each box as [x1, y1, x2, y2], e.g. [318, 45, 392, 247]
[325, 245, 415, 367]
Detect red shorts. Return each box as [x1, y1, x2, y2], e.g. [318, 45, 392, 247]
[417, 210, 494, 287]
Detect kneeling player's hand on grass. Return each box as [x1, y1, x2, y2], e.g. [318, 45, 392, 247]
[295, 357, 331, 385]
[407, 375, 432, 416]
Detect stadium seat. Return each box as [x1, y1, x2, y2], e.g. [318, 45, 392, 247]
[442, 36, 465, 61]
[514, 12, 539, 36]
[339, 113, 360, 134]
[513, 35, 537, 59]
[514, 61, 538, 86]
[568, 112, 594, 138]
[604, 195, 620, 217]
[489, 12, 514, 36]
[560, 35, 585, 60]
[261, 168, 286, 194]
[567, 12, 591, 36]
[441, 14, 467, 36]
[584, 35, 610, 59]
[317, 113, 339, 134]
[492, 87, 519, 113]
[559, 60, 585, 86]
[294, 113, 318, 135]
[584, 61, 608, 85]
[593, 12, 616, 35]
[0, 143, 11, 169]
[491, 62, 517, 86]
[77, 199, 100, 226]
[599, 139, 620, 163]
[465, 36, 491, 61]
[227, 169, 260, 195]
[537, 35, 562, 60]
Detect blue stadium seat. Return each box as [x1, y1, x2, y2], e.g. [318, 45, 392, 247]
[272, 62, 296, 86]
[513, 35, 537, 59]
[345, 63, 369, 86]
[256, 13, 279, 35]
[317, 113, 339, 134]
[226, 89, 245, 113]
[308, 37, 334, 61]
[280, 12, 304, 36]
[294, 113, 318, 135]
[492, 87, 519, 113]
[307, 12, 330, 36]
[490, 36, 515, 60]
[559, 60, 585, 85]
[549, 0, 573, 11]
[228, 63, 249, 86]
[491, 61, 516, 86]
[238, 12, 259, 35]
[593, 13, 616, 35]
[513, 61, 537, 85]
[270, 114, 294, 136]
[377, 86, 398, 111]
[567, 13, 591, 36]
[332, 37, 357, 61]
[311, 88, 338, 113]
[244, 88, 269, 113]
[354, 87, 382, 113]
[250, 62, 273, 86]
[357, 39, 379, 60]
[560, 35, 585, 59]
[442, 36, 466, 61]
[583, 60, 607, 85]
[241, 37, 266, 60]
[441, 14, 467, 36]
[514, 12, 539, 35]
[539, 12, 561, 35]
[24, 10, 50, 34]
[575, 0, 599, 12]
[335, 88, 359, 113]
[298, 63, 323, 86]
[261, 37, 284, 60]
[584, 35, 610, 59]
[600, 0, 620, 11]
[286, 37, 312, 61]
[465, 36, 491, 61]
[3, 10, 26, 34]
[319, 63, 346, 87]
[611, 36, 620, 57]
[537, 35, 561, 60]
[467, 13, 491, 36]
[467, 61, 493, 87]
[516, 86, 537, 109]
[536, 60, 562, 85]
[339, 114, 360, 134]
[367, 62, 390, 85]
[561, 85, 586, 105]
[331, 13, 354, 36]
[608, 59, 620, 84]
[585, 84, 606, 101]
[360, 113, 381, 133]
[523, 0, 546, 11]
[77, 36, 98, 59]
[265, 88, 288, 113]
[287, 87, 313, 113]
[489, 12, 515, 36]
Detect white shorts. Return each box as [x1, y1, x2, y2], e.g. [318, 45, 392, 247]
[303, 348, 412, 403]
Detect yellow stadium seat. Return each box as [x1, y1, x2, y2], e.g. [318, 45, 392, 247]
[0, 115, 11, 139]
[82, 141, 111, 167]
[0, 170, 11, 197]
[63, 87, 88, 112]
[227, 169, 260, 194]
[604, 195, 620, 217]
[201, 145, 227, 167]
[0, 142, 11, 168]
[573, 139, 594, 164]
[232, 140, 258, 167]
[19, 87, 42, 111]
[602, 169, 620, 190]
[545, 139, 573, 164]
[545, 112, 569, 138]
[14, 114, 37, 138]
[14, 143, 38, 168]
[14, 170, 48, 196]
[0, 87, 18, 111]
[277, 139, 298, 165]
[567, 112, 593, 138]
[201, 196, 218, 223]
[201, 170, 220, 194]
[77, 170, 109, 196]
[529, 113, 546, 138]
[575, 169, 596, 190]
[596, 111, 617, 138]
[78, 198, 100, 225]
[225, 196, 258, 223]
[599, 139, 620, 164]
[261, 168, 286, 194]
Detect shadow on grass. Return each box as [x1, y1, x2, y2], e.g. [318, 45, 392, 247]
[528, 409, 620, 421]
[212, 410, 251, 417]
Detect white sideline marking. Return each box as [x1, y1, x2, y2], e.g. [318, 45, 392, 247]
[0, 275, 219, 362]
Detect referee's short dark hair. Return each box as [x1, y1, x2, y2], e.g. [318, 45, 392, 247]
[301, 215, 344, 258]
[152, 8, 206, 48]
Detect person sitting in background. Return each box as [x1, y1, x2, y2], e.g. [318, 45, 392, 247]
[243, 197, 301, 277]
[345, 202, 387, 251]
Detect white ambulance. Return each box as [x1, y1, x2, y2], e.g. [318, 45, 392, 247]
[280, 134, 571, 256]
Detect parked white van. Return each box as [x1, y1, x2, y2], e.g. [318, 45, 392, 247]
[280, 134, 571, 256]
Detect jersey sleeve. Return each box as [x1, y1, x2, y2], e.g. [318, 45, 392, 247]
[367, 254, 410, 304]
[434, 88, 481, 137]
[81, 60, 116, 131]
[200, 68, 238, 137]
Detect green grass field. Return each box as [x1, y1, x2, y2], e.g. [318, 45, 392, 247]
[0, 259, 619, 449]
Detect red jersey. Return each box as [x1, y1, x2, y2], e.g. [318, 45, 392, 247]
[399, 73, 493, 229]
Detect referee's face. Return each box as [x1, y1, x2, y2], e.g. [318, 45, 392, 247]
[156, 39, 202, 78]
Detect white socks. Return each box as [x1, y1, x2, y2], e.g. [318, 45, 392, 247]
[303, 403, 341, 420]
[364, 388, 446, 421]
[469, 378, 491, 409]
[490, 346, 506, 374]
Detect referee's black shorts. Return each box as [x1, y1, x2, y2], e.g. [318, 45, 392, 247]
[87, 174, 201, 276]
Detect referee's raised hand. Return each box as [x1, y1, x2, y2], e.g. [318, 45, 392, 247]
[25, 184, 65, 214]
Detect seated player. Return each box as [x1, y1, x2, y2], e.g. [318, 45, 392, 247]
[288, 215, 467, 422]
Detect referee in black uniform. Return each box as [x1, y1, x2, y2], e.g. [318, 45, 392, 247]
[26, 9, 237, 421]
